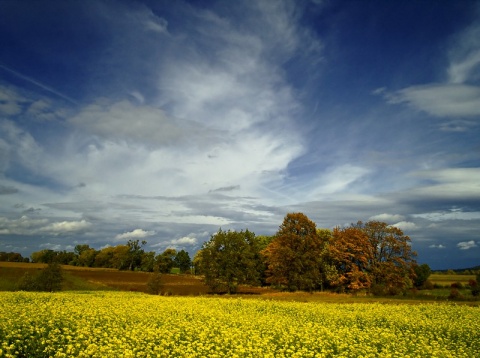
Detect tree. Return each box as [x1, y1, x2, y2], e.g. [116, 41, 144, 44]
[413, 263, 432, 288]
[126, 240, 147, 271]
[328, 226, 371, 292]
[174, 250, 192, 274]
[140, 251, 156, 272]
[198, 229, 261, 294]
[155, 249, 177, 273]
[76, 246, 97, 267]
[94, 246, 117, 268]
[262, 213, 328, 292]
[329, 221, 417, 295]
[31, 249, 58, 263]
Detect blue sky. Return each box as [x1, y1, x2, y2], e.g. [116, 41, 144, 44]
[0, 0, 479, 270]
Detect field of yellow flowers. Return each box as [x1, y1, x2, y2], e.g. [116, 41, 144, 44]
[1, 291, 479, 357]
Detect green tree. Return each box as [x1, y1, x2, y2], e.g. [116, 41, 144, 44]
[155, 249, 177, 273]
[198, 229, 261, 294]
[31, 249, 58, 263]
[126, 240, 147, 271]
[174, 250, 192, 274]
[140, 251, 156, 272]
[413, 263, 432, 288]
[262, 213, 328, 292]
[94, 246, 117, 268]
[76, 246, 97, 267]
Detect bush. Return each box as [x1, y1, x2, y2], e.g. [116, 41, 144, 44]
[17, 263, 63, 292]
[422, 280, 434, 290]
[448, 288, 463, 300]
[147, 272, 163, 295]
[451, 282, 464, 289]
[469, 280, 479, 297]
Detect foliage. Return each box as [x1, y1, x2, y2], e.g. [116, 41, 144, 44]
[126, 240, 147, 271]
[17, 262, 63, 292]
[156, 248, 177, 273]
[263, 213, 331, 292]
[174, 250, 192, 273]
[146, 272, 163, 295]
[1, 292, 480, 357]
[140, 251, 156, 272]
[0, 251, 27, 262]
[329, 221, 416, 294]
[414, 263, 432, 288]
[198, 229, 262, 293]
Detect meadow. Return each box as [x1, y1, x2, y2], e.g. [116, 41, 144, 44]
[1, 291, 479, 357]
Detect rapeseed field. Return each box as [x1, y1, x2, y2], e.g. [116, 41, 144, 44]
[1, 291, 479, 357]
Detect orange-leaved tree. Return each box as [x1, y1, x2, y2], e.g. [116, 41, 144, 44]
[262, 213, 329, 292]
[329, 226, 371, 292]
[357, 221, 417, 294]
[330, 221, 417, 294]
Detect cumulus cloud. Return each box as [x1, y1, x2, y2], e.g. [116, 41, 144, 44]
[457, 240, 478, 250]
[115, 228, 156, 240]
[169, 236, 197, 246]
[429, 244, 446, 249]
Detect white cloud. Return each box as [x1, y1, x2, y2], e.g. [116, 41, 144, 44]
[447, 21, 480, 83]
[392, 221, 418, 231]
[457, 240, 478, 250]
[312, 164, 369, 195]
[429, 244, 446, 249]
[0, 216, 90, 236]
[369, 213, 405, 223]
[40, 220, 91, 234]
[413, 210, 480, 222]
[115, 228, 156, 241]
[389, 84, 480, 118]
[405, 168, 480, 201]
[169, 236, 197, 246]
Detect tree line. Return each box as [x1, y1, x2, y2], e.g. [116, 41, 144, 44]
[195, 213, 424, 295]
[6, 212, 478, 296]
[22, 240, 192, 274]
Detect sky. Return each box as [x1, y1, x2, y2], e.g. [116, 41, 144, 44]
[0, 0, 479, 270]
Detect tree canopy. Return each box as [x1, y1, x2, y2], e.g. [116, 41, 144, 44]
[197, 229, 262, 293]
[262, 213, 330, 292]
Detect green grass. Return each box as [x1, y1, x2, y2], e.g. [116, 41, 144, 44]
[430, 273, 475, 286]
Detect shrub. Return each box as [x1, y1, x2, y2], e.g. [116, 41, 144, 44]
[17, 272, 40, 291]
[422, 280, 434, 290]
[469, 280, 479, 297]
[147, 272, 163, 295]
[17, 263, 63, 292]
[448, 288, 463, 300]
[451, 282, 464, 289]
